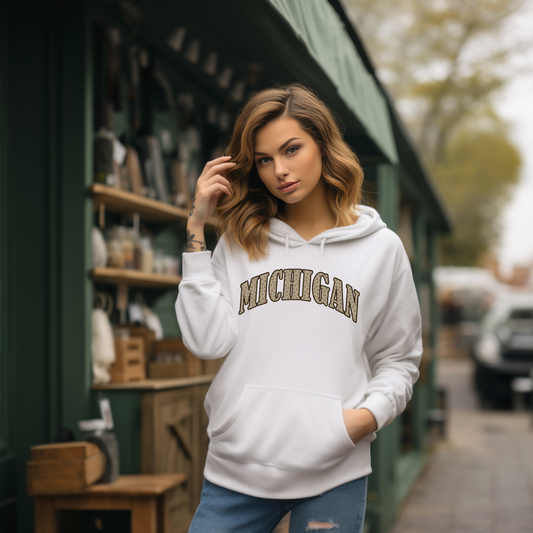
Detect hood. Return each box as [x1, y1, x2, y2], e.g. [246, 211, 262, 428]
[269, 205, 387, 256]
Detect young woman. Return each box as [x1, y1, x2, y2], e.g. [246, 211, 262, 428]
[176, 83, 422, 533]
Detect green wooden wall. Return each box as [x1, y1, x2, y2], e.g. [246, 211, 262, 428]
[1, 0, 17, 529]
[1, 1, 93, 530]
[365, 162, 439, 533]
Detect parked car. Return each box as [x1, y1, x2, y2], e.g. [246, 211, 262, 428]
[435, 267, 505, 358]
[472, 294, 533, 409]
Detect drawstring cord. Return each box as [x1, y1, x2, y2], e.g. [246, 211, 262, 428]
[283, 234, 326, 255]
[320, 237, 326, 256]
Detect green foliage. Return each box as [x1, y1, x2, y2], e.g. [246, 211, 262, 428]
[345, 0, 526, 265]
[434, 117, 521, 264]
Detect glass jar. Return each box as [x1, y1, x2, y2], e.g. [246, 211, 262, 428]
[139, 237, 154, 273]
[106, 239, 124, 268]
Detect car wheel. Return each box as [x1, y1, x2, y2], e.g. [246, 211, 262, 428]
[473, 362, 513, 410]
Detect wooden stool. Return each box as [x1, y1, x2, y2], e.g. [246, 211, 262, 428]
[33, 473, 187, 533]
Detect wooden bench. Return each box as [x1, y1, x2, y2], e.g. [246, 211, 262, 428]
[34, 473, 187, 533]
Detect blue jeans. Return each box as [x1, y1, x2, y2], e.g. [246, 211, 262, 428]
[188, 475, 368, 533]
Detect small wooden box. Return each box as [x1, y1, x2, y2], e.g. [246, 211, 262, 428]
[148, 360, 187, 379]
[111, 337, 146, 383]
[148, 338, 202, 379]
[27, 442, 106, 495]
[121, 325, 156, 355]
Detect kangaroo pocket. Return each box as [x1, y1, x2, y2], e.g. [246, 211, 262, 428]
[209, 385, 356, 472]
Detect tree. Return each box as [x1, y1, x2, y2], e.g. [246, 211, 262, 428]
[345, 0, 527, 264]
[435, 114, 521, 265]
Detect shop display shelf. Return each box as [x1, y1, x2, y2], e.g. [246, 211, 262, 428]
[91, 267, 182, 288]
[89, 184, 188, 222]
[91, 374, 216, 391]
[88, 184, 216, 227]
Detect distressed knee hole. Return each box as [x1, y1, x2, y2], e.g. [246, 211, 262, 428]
[306, 520, 339, 530]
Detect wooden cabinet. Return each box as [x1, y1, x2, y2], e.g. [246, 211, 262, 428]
[93, 373, 222, 532]
[140, 383, 211, 533]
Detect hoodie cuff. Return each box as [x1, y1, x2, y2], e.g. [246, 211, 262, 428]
[182, 251, 214, 280]
[358, 392, 394, 432]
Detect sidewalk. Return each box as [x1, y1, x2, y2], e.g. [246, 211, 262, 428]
[388, 358, 533, 533]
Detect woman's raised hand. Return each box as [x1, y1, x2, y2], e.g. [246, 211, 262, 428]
[188, 156, 235, 227]
[186, 156, 235, 253]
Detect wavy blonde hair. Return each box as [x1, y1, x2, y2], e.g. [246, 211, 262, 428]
[215, 82, 364, 261]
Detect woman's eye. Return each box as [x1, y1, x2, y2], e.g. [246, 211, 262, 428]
[256, 146, 300, 165]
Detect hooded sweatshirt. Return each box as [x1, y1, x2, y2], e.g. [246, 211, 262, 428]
[175, 205, 422, 499]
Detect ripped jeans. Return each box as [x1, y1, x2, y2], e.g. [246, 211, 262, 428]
[187, 475, 368, 533]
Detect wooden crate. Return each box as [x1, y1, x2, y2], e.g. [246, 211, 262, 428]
[148, 361, 187, 379]
[30, 441, 99, 461]
[111, 337, 146, 383]
[121, 325, 157, 355]
[148, 339, 202, 379]
[27, 442, 106, 495]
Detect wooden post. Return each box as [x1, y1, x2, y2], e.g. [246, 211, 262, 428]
[377, 163, 399, 232]
[34, 498, 57, 533]
[131, 498, 157, 533]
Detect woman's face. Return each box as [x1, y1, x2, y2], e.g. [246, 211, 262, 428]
[253, 117, 323, 205]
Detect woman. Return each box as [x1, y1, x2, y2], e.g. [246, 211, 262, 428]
[176, 83, 422, 532]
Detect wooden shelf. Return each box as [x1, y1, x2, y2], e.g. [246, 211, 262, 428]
[88, 184, 216, 227]
[89, 184, 189, 222]
[92, 374, 216, 391]
[91, 267, 181, 288]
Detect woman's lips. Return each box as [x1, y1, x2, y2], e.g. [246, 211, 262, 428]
[278, 181, 299, 193]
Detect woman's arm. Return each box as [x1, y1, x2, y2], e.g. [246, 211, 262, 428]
[175, 156, 238, 360]
[358, 266, 423, 432]
[186, 155, 235, 252]
[175, 242, 239, 360]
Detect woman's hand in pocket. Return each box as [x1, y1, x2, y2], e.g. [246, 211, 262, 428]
[342, 408, 378, 444]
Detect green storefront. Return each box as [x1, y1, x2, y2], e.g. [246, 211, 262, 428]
[0, 0, 450, 532]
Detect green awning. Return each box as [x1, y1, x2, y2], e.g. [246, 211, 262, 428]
[268, 0, 398, 164]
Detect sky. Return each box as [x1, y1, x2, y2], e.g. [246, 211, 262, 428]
[493, 4, 533, 276]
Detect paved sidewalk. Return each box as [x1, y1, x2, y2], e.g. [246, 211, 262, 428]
[388, 358, 533, 533]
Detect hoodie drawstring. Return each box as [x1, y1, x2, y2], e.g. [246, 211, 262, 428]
[283, 233, 327, 255]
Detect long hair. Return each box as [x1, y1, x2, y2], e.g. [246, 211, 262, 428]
[215, 83, 365, 261]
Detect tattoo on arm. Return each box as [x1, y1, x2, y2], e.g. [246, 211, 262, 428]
[187, 229, 207, 252]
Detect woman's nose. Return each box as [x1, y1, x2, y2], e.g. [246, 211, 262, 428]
[274, 158, 289, 179]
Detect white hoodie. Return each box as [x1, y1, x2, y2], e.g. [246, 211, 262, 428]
[175, 205, 422, 499]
